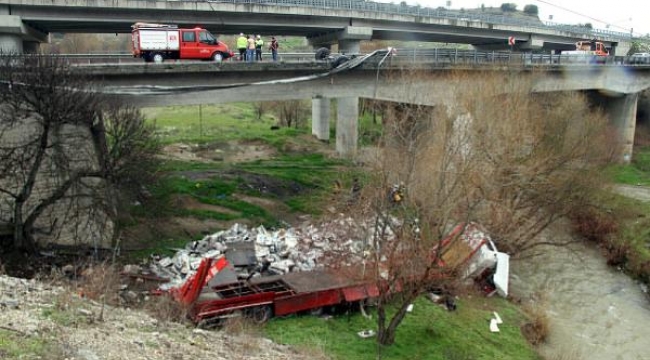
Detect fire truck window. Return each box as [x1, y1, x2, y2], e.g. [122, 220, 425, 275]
[182, 32, 196, 42]
[199, 31, 215, 44]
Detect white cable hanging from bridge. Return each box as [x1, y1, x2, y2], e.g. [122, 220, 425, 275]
[99, 48, 396, 95]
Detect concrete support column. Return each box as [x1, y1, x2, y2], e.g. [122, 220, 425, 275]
[338, 39, 360, 55]
[336, 97, 359, 156]
[605, 92, 638, 163]
[311, 97, 330, 141]
[0, 34, 22, 54]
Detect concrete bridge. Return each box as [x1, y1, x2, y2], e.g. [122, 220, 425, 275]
[65, 50, 650, 162]
[0, 0, 635, 56]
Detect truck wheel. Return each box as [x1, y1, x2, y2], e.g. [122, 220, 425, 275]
[331, 55, 350, 68]
[309, 307, 324, 317]
[315, 47, 331, 61]
[152, 53, 164, 64]
[212, 52, 224, 63]
[247, 305, 272, 324]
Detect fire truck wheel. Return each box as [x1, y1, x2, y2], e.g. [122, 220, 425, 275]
[248, 305, 272, 324]
[152, 53, 164, 64]
[212, 52, 224, 62]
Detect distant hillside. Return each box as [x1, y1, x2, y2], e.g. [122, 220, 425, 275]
[458, 6, 543, 25]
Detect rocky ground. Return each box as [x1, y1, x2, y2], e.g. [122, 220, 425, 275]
[0, 274, 324, 360]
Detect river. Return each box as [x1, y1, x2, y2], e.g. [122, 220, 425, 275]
[510, 227, 650, 360]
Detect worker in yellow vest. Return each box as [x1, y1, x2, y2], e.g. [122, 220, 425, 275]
[255, 35, 264, 61]
[236, 33, 247, 61]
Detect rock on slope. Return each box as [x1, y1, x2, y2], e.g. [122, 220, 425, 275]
[0, 275, 319, 360]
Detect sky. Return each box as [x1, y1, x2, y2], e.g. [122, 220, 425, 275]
[400, 0, 650, 37]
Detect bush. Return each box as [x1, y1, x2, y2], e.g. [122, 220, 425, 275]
[500, 3, 517, 12]
[523, 4, 538, 15]
[569, 206, 619, 243]
[521, 296, 549, 345]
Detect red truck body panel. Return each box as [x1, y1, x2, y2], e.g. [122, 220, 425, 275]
[165, 222, 499, 325]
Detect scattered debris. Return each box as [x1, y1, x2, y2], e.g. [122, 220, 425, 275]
[489, 312, 503, 333]
[493, 311, 503, 325]
[357, 329, 376, 338]
[489, 318, 500, 333]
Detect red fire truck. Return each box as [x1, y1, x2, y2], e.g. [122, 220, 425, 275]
[131, 23, 234, 63]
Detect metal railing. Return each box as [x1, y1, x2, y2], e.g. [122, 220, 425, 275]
[53, 52, 323, 65]
[205, 0, 633, 40]
[51, 50, 647, 67]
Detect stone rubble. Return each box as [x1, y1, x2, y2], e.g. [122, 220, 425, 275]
[148, 218, 391, 290]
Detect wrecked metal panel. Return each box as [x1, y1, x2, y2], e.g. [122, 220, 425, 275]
[342, 286, 368, 302]
[274, 290, 341, 316]
[280, 271, 357, 294]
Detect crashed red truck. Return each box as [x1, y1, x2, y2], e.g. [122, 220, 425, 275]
[156, 222, 509, 326]
[131, 23, 235, 63]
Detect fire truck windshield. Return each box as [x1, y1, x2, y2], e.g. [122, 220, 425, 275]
[199, 30, 217, 45]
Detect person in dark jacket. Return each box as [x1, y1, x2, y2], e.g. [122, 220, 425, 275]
[255, 35, 264, 61]
[269, 37, 279, 62]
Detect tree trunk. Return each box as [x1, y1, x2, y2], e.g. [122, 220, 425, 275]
[12, 200, 26, 249]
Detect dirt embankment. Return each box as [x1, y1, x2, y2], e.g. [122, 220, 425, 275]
[0, 273, 320, 360]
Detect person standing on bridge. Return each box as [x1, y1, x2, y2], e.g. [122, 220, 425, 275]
[255, 35, 264, 61]
[247, 35, 256, 63]
[236, 33, 247, 61]
[269, 36, 279, 62]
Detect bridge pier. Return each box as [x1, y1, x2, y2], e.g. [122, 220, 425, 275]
[338, 40, 360, 55]
[308, 26, 371, 55]
[311, 97, 330, 141]
[0, 15, 47, 54]
[0, 33, 22, 53]
[336, 97, 359, 156]
[602, 92, 638, 163]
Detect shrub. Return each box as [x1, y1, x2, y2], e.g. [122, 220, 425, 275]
[523, 4, 538, 15]
[500, 3, 517, 12]
[521, 297, 550, 345]
[569, 206, 619, 243]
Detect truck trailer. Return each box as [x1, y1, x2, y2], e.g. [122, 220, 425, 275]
[131, 23, 234, 63]
[158, 222, 509, 327]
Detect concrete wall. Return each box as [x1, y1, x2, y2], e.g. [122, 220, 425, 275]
[0, 113, 113, 248]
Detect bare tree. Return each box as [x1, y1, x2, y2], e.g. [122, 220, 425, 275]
[252, 101, 271, 121]
[455, 72, 615, 256]
[271, 100, 309, 128]
[328, 70, 613, 348]
[0, 54, 159, 251]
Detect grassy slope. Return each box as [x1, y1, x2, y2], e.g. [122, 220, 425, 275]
[265, 297, 539, 360]
[129, 103, 359, 257]
[601, 146, 650, 285]
[140, 102, 540, 360]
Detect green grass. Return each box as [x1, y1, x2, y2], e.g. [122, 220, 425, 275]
[608, 147, 650, 185]
[265, 296, 540, 360]
[0, 329, 61, 359]
[144, 103, 302, 145]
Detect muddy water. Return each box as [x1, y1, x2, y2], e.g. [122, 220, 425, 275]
[510, 230, 650, 360]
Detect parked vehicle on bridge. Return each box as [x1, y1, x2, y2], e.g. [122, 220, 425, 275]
[131, 23, 234, 63]
[628, 52, 650, 65]
[561, 40, 610, 64]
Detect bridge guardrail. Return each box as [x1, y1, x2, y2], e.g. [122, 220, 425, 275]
[206, 0, 633, 40]
[29, 50, 646, 67]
